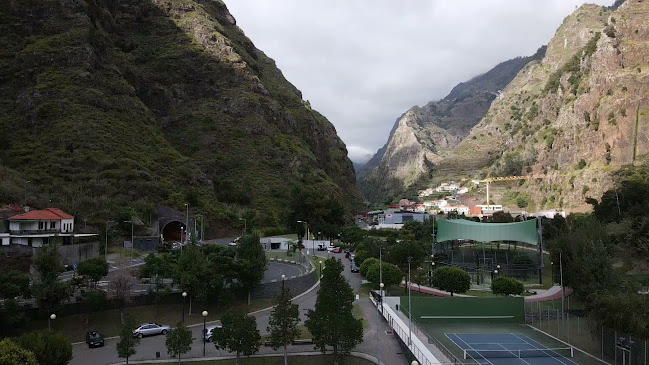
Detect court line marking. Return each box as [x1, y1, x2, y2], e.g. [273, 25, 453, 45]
[447, 333, 494, 365]
[495, 342, 532, 365]
[512, 333, 574, 365]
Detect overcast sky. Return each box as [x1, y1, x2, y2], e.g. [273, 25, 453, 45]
[226, 0, 612, 163]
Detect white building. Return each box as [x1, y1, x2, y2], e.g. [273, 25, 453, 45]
[1, 208, 78, 247]
[534, 210, 567, 219]
[441, 205, 470, 216]
[457, 187, 469, 195]
[475, 205, 504, 216]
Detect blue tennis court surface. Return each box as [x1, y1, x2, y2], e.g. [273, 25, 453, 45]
[446, 333, 578, 365]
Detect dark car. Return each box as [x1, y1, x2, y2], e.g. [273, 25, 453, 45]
[85, 330, 105, 348]
[350, 264, 360, 273]
[317, 244, 326, 251]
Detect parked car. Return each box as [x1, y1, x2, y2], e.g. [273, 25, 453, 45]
[203, 323, 223, 342]
[85, 330, 105, 348]
[228, 241, 237, 246]
[317, 245, 326, 251]
[344, 248, 351, 253]
[349, 254, 355, 261]
[327, 246, 334, 252]
[332, 247, 343, 253]
[350, 264, 360, 273]
[133, 323, 171, 338]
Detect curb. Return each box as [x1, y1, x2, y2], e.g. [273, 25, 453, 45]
[107, 350, 378, 364]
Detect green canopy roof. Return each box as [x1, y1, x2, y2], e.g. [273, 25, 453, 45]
[437, 218, 539, 245]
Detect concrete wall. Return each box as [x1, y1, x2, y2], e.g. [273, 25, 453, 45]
[57, 241, 100, 265]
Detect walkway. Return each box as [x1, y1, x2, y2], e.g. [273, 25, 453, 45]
[404, 283, 573, 302]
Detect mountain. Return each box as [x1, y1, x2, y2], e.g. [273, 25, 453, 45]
[0, 0, 362, 228]
[359, 47, 546, 204]
[434, 0, 649, 212]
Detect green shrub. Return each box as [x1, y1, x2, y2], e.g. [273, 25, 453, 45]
[583, 185, 590, 195]
[366, 262, 402, 288]
[359, 258, 380, 277]
[431, 266, 471, 296]
[576, 159, 587, 169]
[491, 276, 524, 296]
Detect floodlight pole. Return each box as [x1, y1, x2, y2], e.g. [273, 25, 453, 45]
[408, 256, 412, 347]
[538, 217, 544, 285]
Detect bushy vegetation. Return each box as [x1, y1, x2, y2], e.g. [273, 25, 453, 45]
[544, 33, 601, 95]
[491, 276, 524, 296]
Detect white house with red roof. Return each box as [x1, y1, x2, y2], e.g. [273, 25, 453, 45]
[2, 208, 77, 247]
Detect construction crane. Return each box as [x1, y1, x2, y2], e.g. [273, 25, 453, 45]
[476, 175, 550, 209]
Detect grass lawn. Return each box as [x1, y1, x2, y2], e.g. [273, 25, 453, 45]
[266, 250, 301, 261]
[26, 297, 274, 343]
[138, 355, 374, 364]
[353, 304, 370, 332]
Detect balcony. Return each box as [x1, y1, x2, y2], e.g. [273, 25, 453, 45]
[10, 229, 65, 235]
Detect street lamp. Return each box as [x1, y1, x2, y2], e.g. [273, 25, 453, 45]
[377, 282, 384, 365]
[124, 220, 134, 260]
[182, 292, 188, 323]
[48, 313, 56, 330]
[105, 220, 115, 257]
[412, 361, 420, 365]
[239, 218, 247, 236]
[185, 203, 189, 240]
[202, 310, 208, 356]
[297, 221, 309, 253]
[319, 260, 323, 278]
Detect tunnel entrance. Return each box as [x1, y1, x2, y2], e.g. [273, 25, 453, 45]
[162, 221, 186, 243]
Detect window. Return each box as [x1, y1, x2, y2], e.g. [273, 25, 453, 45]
[50, 222, 55, 229]
[39, 221, 44, 230]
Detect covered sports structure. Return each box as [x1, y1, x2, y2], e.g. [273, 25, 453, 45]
[436, 218, 539, 245]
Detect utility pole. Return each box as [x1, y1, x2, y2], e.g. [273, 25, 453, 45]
[538, 217, 544, 285]
[560, 251, 565, 324]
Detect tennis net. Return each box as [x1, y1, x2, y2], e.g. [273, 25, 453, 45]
[464, 347, 574, 359]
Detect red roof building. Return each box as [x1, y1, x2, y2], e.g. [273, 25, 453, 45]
[9, 208, 74, 220]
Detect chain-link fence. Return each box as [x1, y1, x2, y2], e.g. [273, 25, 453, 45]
[525, 301, 648, 364]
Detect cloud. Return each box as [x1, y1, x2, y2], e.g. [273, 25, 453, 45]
[226, 0, 613, 163]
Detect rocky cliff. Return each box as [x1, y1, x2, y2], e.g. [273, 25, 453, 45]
[0, 0, 362, 227]
[359, 48, 545, 204]
[435, 0, 649, 212]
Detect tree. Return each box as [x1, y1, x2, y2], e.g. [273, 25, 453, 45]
[116, 316, 140, 364]
[213, 309, 261, 365]
[33, 244, 71, 315]
[112, 271, 134, 325]
[166, 323, 193, 364]
[267, 285, 300, 365]
[236, 234, 267, 304]
[83, 289, 107, 322]
[359, 258, 380, 277]
[17, 330, 72, 365]
[387, 240, 427, 272]
[0, 338, 38, 365]
[491, 276, 524, 296]
[366, 262, 403, 288]
[0, 270, 31, 334]
[411, 265, 430, 289]
[431, 266, 471, 296]
[76, 257, 109, 289]
[305, 258, 363, 364]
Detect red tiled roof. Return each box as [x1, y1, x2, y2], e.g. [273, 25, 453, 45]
[9, 208, 74, 220]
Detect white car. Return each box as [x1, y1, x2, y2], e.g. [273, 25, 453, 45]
[203, 324, 223, 342]
[133, 323, 170, 338]
[228, 241, 237, 246]
[327, 246, 334, 252]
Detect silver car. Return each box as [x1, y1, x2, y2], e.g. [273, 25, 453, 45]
[133, 323, 171, 338]
[203, 323, 223, 342]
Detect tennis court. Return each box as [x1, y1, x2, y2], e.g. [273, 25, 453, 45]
[446, 333, 577, 365]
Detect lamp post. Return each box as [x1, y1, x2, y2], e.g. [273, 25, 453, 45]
[182, 291, 187, 323]
[296, 221, 309, 253]
[408, 256, 412, 347]
[239, 218, 247, 236]
[377, 282, 384, 365]
[185, 203, 189, 239]
[319, 260, 323, 278]
[124, 220, 134, 260]
[281, 274, 286, 289]
[48, 313, 56, 331]
[559, 251, 565, 323]
[550, 261, 554, 283]
[412, 361, 420, 365]
[105, 220, 115, 257]
[202, 310, 208, 356]
[197, 214, 204, 242]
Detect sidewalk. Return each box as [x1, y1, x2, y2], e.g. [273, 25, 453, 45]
[405, 283, 572, 302]
[355, 297, 410, 365]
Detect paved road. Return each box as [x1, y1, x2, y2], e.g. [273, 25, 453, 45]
[70, 251, 407, 365]
[263, 261, 304, 282]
